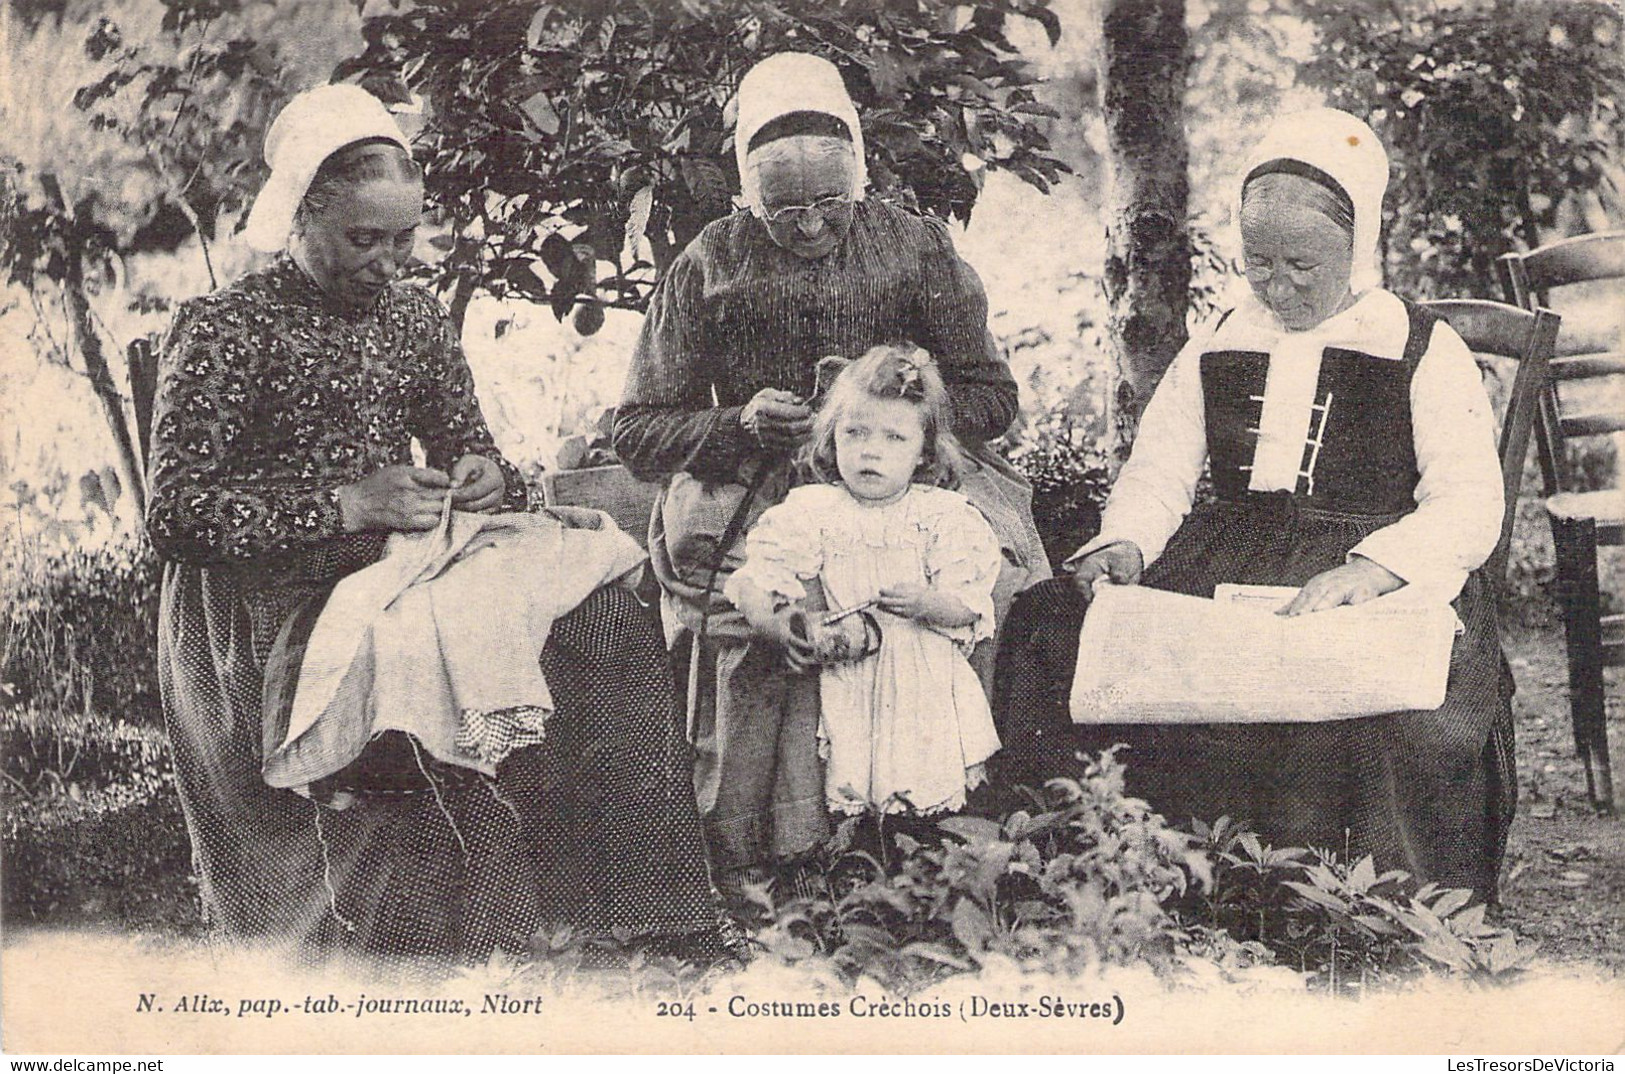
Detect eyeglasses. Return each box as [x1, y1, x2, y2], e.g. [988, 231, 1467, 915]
[1243, 261, 1318, 286]
[762, 195, 852, 227]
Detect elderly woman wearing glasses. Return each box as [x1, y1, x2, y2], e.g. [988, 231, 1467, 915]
[614, 53, 1043, 900]
[994, 109, 1514, 901]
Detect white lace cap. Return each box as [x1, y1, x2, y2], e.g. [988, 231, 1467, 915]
[241, 84, 411, 253]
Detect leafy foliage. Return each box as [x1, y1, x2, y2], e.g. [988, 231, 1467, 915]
[2, 0, 330, 294]
[1, 706, 197, 928]
[1293, 0, 1623, 298]
[736, 750, 1267, 993]
[1, 535, 162, 728]
[1189, 816, 1537, 992]
[1007, 407, 1109, 572]
[339, 0, 1070, 321]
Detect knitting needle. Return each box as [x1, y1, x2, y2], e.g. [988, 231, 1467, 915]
[820, 597, 879, 628]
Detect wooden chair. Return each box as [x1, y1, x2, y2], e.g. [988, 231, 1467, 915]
[539, 463, 662, 550]
[1498, 230, 1625, 813]
[128, 333, 162, 470]
[1421, 300, 1561, 587]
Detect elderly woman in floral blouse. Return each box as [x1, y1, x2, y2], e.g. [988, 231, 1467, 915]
[147, 84, 719, 962]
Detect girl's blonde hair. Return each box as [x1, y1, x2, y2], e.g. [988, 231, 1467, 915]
[800, 344, 963, 490]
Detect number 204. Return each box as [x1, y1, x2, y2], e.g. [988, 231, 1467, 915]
[656, 1000, 695, 1021]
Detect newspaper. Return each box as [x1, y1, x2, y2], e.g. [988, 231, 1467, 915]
[1069, 583, 1459, 723]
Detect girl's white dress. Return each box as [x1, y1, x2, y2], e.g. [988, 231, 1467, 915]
[725, 483, 1003, 815]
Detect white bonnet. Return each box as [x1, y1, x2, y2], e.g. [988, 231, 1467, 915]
[733, 52, 867, 214]
[242, 83, 411, 252]
[1240, 108, 1390, 293]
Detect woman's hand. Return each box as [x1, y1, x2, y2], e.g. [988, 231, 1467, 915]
[740, 388, 813, 452]
[878, 583, 975, 628]
[1066, 541, 1144, 599]
[1279, 557, 1405, 616]
[449, 454, 507, 513]
[760, 609, 820, 674]
[336, 465, 451, 533]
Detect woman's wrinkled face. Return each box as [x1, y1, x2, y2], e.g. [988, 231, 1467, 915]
[296, 178, 423, 308]
[1240, 174, 1356, 332]
[754, 142, 856, 260]
[835, 395, 926, 505]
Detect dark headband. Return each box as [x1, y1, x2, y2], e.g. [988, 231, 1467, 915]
[747, 110, 853, 154]
[1242, 159, 1356, 230]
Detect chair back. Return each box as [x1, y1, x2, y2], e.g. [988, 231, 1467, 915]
[1420, 299, 1561, 585]
[1498, 231, 1625, 496]
[128, 333, 161, 471]
[539, 464, 661, 550]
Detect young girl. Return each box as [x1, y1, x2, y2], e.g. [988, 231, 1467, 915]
[724, 345, 1003, 817]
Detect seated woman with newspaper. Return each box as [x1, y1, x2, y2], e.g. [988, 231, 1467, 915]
[992, 108, 1514, 902]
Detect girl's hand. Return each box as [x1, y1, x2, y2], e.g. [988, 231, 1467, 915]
[1066, 541, 1144, 599]
[336, 465, 451, 533]
[761, 609, 820, 674]
[877, 584, 976, 628]
[449, 454, 507, 513]
[1279, 557, 1405, 616]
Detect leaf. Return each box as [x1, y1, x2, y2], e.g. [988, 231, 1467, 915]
[900, 941, 972, 970]
[520, 91, 561, 136]
[1237, 831, 1265, 863]
[950, 896, 994, 955]
[538, 232, 576, 281]
[1428, 888, 1474, 920]
[937, 815, 1003, 844]
[1347, 855, 1378, 893]
[1452, 904, 1493, 937]
[868, 50, 908, 99]
[526, 5, 554, 49]
[1351, 913, 1405, 938]
[1282, 880, 1350, 915]
[623, 184, 653, 263]
[1027, 6, 1063, 47]
[1485, 933, 1524, 976]
[678, 158, 728, 205]
[1416, 931, 1475, 972]
[1012, 101, 1061, 118]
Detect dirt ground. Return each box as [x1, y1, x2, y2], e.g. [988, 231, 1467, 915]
[1498, 619, 1624, 972]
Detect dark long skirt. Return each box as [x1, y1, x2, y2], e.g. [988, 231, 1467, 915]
[993, 498, 1517, 901]
[671, 628, 830, 872]
[158, 561, 720, 963]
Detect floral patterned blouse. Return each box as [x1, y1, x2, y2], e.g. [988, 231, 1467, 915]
[146, 256, 526, 570]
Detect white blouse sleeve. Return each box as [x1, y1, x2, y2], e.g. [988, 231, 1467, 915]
[1348, 321, 1504, 602]
[1068, 334, 1210, 569]
[722, 492, 826, 605]
[924, 493, 1003, 649]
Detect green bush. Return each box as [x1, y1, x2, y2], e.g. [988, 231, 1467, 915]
[707, 751, 1532, 996]
[735, 750, 1276, 993]
[1184, 816, 1535, 993]
[2, 706, 198, 929]
[1, 537, 162, 727]
[1007, 413, 1110, 574]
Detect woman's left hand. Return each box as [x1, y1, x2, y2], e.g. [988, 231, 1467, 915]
[1279, 557, 1405, 616]
[448, 454, 507, 513]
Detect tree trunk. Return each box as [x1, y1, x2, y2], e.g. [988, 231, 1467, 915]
[63, 253, 146, 519]
[1097, 0, 1192, 469]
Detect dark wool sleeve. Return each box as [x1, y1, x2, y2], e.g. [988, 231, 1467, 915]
[145, 298, 347, 566]
[402, 289, 528, 511]
[914, 216, 1018, 442]
[614, 250, 758, 483]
